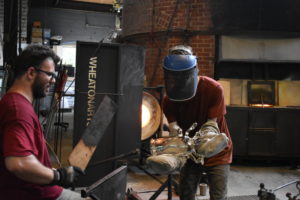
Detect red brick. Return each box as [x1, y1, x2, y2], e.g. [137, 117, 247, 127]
[122, 0, 215, 86]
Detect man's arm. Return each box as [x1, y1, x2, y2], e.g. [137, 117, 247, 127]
[5, 155, 54, 184]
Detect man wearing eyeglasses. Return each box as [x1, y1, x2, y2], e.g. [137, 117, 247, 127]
[0, 45, 90, 200]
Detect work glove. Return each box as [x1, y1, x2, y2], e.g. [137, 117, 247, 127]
[146, 154, 187, 174]
[147, 137, 189, 174]
[51, 166, 85, 188]
[193, 120, 229, 158]
[168, 121, 182, 137]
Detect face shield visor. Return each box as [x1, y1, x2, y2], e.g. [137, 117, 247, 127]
[163, 55, 198, 101]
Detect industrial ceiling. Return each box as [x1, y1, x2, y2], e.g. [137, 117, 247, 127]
[71, 0, 114, 5]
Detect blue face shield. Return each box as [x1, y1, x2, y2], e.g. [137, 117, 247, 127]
[163, 55, 199, 101]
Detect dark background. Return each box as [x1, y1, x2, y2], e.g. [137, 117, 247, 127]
[74, 42, 144, 186]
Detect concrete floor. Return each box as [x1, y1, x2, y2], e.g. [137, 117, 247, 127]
[49, 111, 300, 200]
[126, 163, 300, 200]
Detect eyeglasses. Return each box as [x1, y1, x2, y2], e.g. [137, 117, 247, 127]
[34, 68, 57, 80]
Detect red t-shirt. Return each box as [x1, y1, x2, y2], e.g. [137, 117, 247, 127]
[0, 93, 63, 200]
[163, 76, 233, 166]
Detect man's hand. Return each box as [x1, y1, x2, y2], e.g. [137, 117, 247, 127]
[51, 166, 84, 188]
[168, 121, 182, 137]
[198, 119, 220, 136]
[193, 119, 229, 158]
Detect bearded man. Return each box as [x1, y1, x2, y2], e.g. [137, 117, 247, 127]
[0, 45, 90, 200]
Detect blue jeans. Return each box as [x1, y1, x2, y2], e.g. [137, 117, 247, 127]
[179, 159, 229, 200]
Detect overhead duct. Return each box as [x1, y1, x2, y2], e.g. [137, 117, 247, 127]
[71, 0, 114, 5]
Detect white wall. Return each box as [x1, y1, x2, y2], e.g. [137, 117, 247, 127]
[220, 36, 300, 62]
[219, 78, 300, 107]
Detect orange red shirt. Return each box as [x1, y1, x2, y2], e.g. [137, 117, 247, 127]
[163, 76, 233, 166]
[0, 93, 62, 200]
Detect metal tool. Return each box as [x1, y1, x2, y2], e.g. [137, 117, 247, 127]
[258, 181, 300, 200]
[286, 181, 300, 200]
[183, 122, 198, 146]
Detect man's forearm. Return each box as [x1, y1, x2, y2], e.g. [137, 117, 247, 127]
[5, 155, 54, 185]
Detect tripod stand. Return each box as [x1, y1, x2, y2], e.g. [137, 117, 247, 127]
[149, 173, 179, 200]
[139, 139, 179, 200]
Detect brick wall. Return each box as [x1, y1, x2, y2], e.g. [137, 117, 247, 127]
[122, 0, 215, 86]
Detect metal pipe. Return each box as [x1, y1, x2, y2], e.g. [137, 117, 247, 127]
[273, 180, 299, 192]
[18, 0, 22, 54]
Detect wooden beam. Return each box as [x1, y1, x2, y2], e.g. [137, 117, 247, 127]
[29, 0, 113, 13]
[71, 0, 114, 5]
[68, 95, 117, 170]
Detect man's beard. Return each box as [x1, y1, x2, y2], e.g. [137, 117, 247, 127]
[32, 76, 47, 99]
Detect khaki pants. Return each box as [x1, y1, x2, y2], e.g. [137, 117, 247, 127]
[179, 159, 230, 200]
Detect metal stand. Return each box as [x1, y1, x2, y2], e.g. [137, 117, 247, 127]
[128, 158, 179, 200]
[149, 174, 179, 200]
[258, 181, 300, 200]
